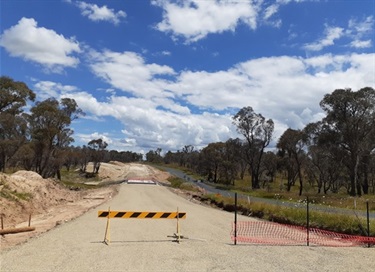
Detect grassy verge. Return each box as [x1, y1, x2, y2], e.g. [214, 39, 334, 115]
[167, 176, 201, 192]
[201, 193, 375, 236]
[60, 169, 101, 190]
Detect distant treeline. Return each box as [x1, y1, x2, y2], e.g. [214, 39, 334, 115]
[145, 87, 375, 197]
[1, 76, 374, 197]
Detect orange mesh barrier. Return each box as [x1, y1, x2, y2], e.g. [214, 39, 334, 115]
[231, 221, 375, 247]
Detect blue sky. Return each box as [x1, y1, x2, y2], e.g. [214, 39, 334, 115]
[1, 0, 374, 155]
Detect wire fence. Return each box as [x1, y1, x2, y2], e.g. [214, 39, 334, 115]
[231, 221, 375, 247]
[231, 193, 374, 247]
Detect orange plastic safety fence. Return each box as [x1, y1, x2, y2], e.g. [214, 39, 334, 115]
[231, 221, 375, 247]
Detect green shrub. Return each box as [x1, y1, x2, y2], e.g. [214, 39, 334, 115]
[168, 176, 184, 188]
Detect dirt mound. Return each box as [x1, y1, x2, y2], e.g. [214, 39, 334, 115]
[0, 171, 83, 228]
[0, 162, 170, 250]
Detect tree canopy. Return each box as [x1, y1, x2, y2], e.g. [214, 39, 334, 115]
[1, 76, 374, 196]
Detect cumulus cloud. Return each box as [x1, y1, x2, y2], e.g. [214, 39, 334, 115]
[43, 51, 374, 152]
[73, 1, 126, 25]
[165, 53, 374, 134]
[76, 132, 113, 145]
[151, 0, 316, 42]
[0, 17, 81, 71]
[33, 80, 78, 100]
[88, 50, 176, 98]
[152, 0, 260, 42]
[60, 90, 236, 152]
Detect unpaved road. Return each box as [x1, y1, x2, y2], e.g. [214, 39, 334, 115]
[1, 181, 375, 271]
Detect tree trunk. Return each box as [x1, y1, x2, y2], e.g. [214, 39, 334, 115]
[0, 152, 5, 172]
[250, 167, 260, 189]
[349, 154, 360, 196]
[214, 165, 218, 183]
[56, 168, 61, 180]
[361, 158, 369, 194]
[298, 169, 303, 196]
[295, 154, 303, 196]
[362, 176, 369, 195]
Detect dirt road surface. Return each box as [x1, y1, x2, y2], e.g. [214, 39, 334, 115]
[1, 164, 375, 271]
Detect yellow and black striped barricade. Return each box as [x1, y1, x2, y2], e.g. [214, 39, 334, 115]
[98, 207, 186, 245]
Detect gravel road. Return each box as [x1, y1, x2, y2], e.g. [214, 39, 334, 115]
[1, 183, 374, 272]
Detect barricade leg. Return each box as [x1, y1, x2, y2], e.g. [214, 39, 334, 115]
[103, 207, 111, 245]
[173, 207, 184, 243]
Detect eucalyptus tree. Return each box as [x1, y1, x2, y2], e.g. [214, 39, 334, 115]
[9, 142, 34, 170]
[107, 150, 142, 163]
[199, 142, 226, 183]
[223, 138, 243, 184]
[182, 145, 195, 168]
[163, 151, 176, 164]
[88, 138, 108, 174]
[232, 106, 274, 189]
[277, 128, 306, 195]
[319, 87, 375, 196]
[63, 146, 83, 171]
[146, 148, 163, 164]
[259, 151, 278, 187]
[78, 145, 90, 172]
[225, 138, 247, 180]
[0, 76, 35, 172]
[369, 152, 375, 193]
[28, 97, 83, 179]
[0, 76, 35, 114]
[304, 122, 348, 194]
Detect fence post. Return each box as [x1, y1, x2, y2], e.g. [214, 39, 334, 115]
[367, 201, 370, 248]
[306, 197, 310, 246]
[234, 192, 237, 245]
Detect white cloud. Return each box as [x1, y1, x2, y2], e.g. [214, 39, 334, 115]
[350, 39, 372, 49]
[0, 17, 81, 71]
[34, 50, 374, 153]
[304, 16, 374, 51]
[264, 4, 279, 20]
[67, 90, 236, 152]
[33, 80, 78, 100]
[76, 132, 113, 146]
[152, 0, 260, 42]
[348, 16, 374, 36]
[347, 16, 374, 49]
[75, 1, 126, 25]
[262, 1, 313, 27]
[152, 0, 330, 43]
[73, 51, 374, 152]
[303, 25, 344, 51]
[88, 50, 175, 98]
[161, 50, 171, 56]
[169, 69, 252, 110]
